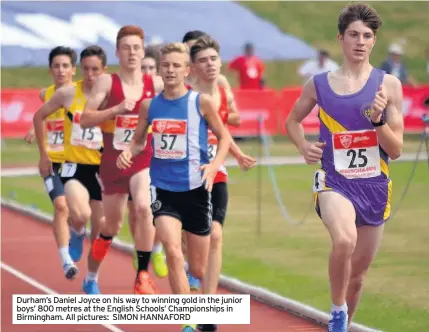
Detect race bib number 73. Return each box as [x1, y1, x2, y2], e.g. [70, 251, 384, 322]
[152, 119, 187, 160]
[333, 130, 381, 179]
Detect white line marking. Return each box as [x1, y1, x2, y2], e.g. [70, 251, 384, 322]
[0, 261, 125, 332]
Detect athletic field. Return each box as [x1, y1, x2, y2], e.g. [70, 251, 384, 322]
[2, 137, 428, 332]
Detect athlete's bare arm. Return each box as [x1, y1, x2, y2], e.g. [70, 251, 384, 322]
[81, 74, 122, 128]
[130, 99, 152, 157]
[286, 78, 326, 164]
[152, 76, 164, 95]
[373, 75, 404, 160]
[200, 94, 232, 170]
[225, 88, 240, 127]
[33, 86, 74, 157]
[39, 88, 47, 102]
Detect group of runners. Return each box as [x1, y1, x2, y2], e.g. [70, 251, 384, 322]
[25, 3, 404, 332]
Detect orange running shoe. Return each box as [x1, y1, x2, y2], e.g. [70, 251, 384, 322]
[134, 271, 158, 295]
[91, 237, 112, 261]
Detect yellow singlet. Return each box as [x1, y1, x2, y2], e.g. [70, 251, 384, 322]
[44, 85, 65, 164]
[63, 80, 103, 165]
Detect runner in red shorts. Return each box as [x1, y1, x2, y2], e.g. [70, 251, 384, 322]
[80, 25, 163, 295]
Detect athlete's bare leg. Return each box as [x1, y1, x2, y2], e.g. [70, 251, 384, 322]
[51, 196, 72, 276]
[346, 225, 384, 325]
[156, 215, 189, 294]
[87, 193, 128, 278]
[202, 221, 223, 294]
[129, 168, 154, 253]
[318, 191, 357, 308]
[52, 197, 69, 249]
[64, 180, 105, 268]
[186, 231, 210, 281]
[64, 180, 92, 234]
[128, 201, 137, 240]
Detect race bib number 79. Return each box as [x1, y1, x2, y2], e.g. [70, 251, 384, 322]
[46, 119, 64, 152]
[333, 130, 381, 179]
[152, 119, 187, 160]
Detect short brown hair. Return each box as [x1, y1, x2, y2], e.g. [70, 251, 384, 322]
[116, 25, 144, 49]
[190, 35, 220, 62]
[338, 3, 382, 35]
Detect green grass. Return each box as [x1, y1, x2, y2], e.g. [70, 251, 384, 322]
[2, 138, 429, 331]
[2, 2, 428, 89]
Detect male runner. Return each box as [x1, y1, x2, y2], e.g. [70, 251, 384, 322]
[189, 35, 256, 332]
[117, 42, 232, 332]
[286, 4, 404, 331]
[81, 25, 163, 295]
[182, 31, 240, 127]
[31, 46, 76, 279]
[33, 45, 108, 285]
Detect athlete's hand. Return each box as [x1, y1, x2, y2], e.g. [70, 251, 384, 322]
[24, 128, 35, 144]
[236, 153, 257, 171]
[38, 154, 53, 177]
[117, 149, 133, 169]
[300, 141, 326, 164]
[200, 163, 218, 192]
[370, 85, 388, 122]
[117, 99, 137, 114]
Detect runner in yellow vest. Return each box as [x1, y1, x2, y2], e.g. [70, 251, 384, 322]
[33, 46, 106, 284]
[31, 46, 77, 279]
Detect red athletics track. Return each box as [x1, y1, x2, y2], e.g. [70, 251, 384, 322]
[1, 207, 325, 331]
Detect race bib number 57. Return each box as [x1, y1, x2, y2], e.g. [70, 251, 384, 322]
[152, 119, 187, 160]
[333, 130, 381, 179]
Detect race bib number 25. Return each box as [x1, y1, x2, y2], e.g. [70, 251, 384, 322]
[333, 130, 381, 179]
[152, 119, 187, 160]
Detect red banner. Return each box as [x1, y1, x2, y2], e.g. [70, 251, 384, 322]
[227, 89, 279, 136]
[1, 89, 42, 138]
[2, 86, 429, 138]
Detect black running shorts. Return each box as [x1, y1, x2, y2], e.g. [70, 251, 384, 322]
[150, 185, 212, 236]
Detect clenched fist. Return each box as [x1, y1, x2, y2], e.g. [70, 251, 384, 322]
[117, 99, 136, 114]
[370, 85, 388, 122]
[300, 141, 326, 165]
[116, 149, 133, 169]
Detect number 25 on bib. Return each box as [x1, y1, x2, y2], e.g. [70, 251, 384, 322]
[333, 130, 381, 179]
[152, 119, 187, 160]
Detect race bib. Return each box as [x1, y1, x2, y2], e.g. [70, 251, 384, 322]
[207, 129, 218, 161]
[46, 119, 64, 152]
[333, 130, 381, 179]
[71, 111, 102, 149]
[113, 115, 138, 150]
[152, 119, 187, 160]
[60, 162, 77, 178]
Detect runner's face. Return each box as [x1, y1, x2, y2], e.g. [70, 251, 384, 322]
[116, 35, 144, 70]
[339, 20, 376, 63]
[49, 55, 75, 86]
[160, 52, 190, 87]
[192, 48, 221, 82]
[141, 57, 157, 76]
[81, 56, 106, 86]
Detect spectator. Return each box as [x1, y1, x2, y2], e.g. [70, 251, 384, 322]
[380, 43, 417, 86]
[142, 45, 160, 76]
[229, 42, 265, 89]
[297, 49, 340, 84]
